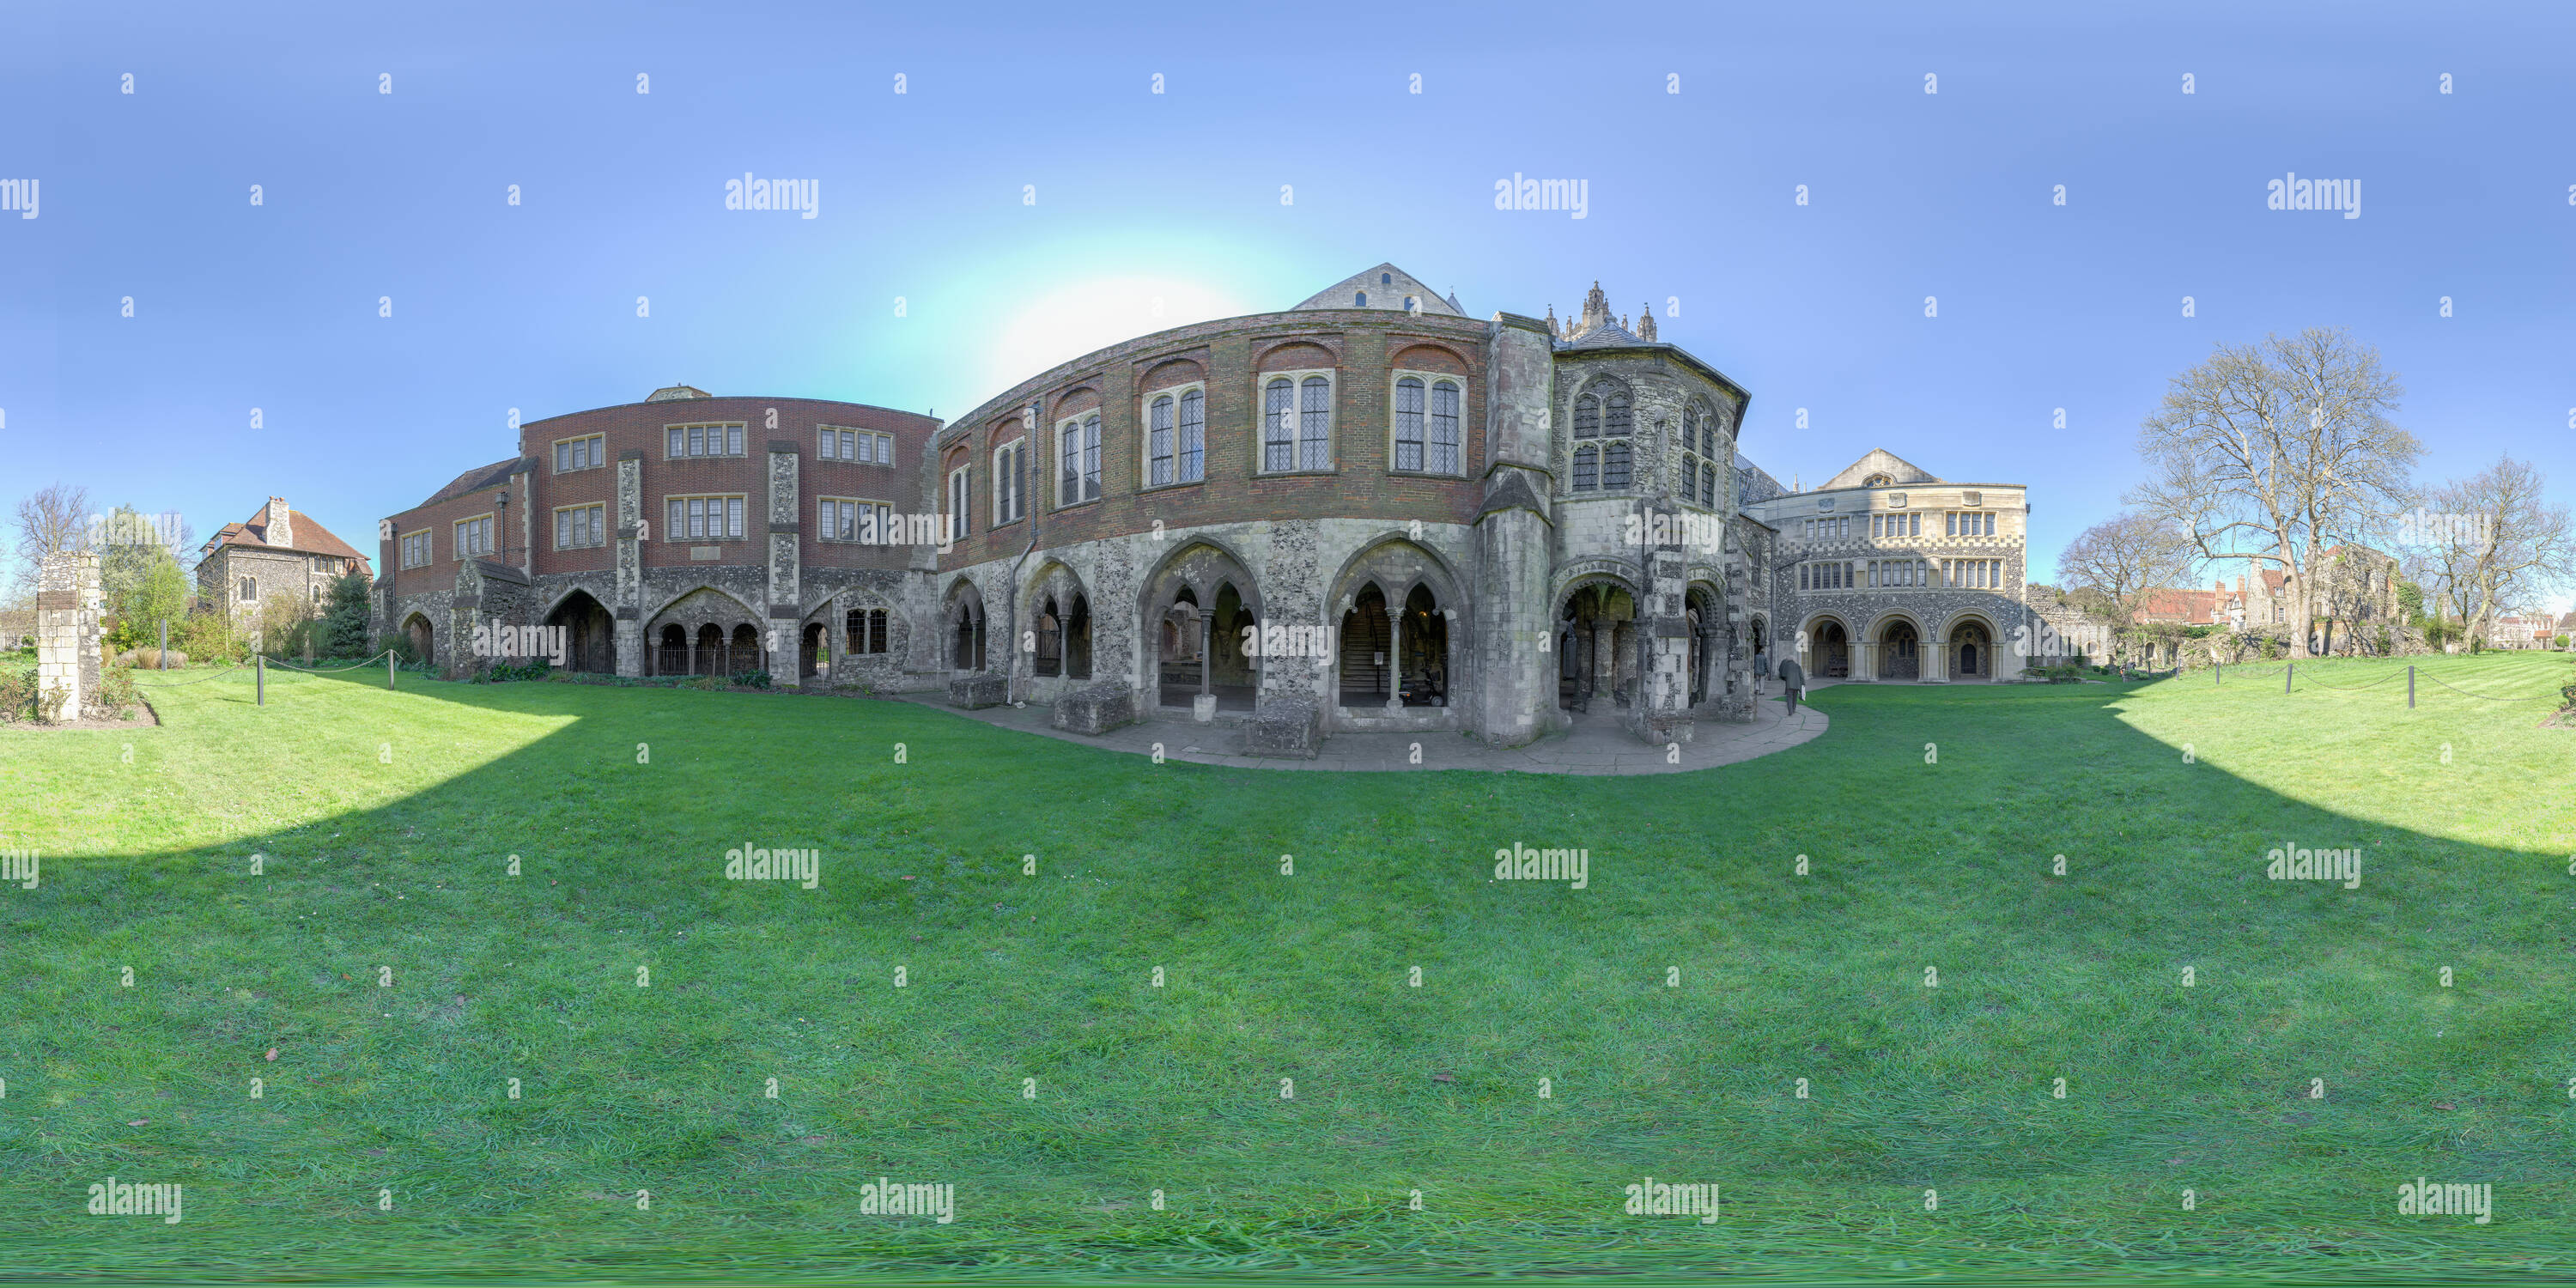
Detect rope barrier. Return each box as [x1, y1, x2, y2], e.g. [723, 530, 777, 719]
[2417, 672, 2526, 701]
[128, 661, 249, 688]
[2300, 669, 2407, 691]
[265, 650, 394, 674]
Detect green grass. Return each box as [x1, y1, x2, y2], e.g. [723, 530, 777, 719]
[1, 653, 2571, 1281]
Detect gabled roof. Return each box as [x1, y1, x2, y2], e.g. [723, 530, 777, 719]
[418, 458, 526, 508]
[1291, 264, 1465, 316]
[1819, 449, 1942, 491]
[204, 505, 371, 568]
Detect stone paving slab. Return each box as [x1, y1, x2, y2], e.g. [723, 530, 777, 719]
[891, 687, 1828, 775]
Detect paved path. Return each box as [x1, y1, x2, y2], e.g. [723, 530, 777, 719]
[894, 688, 1828, 775]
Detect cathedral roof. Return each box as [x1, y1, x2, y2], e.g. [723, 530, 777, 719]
[1291, 264, 1465, 316]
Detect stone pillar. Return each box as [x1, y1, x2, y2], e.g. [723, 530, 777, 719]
[1384, 607, 1405, 713]
[1925, 633, 1950, 682]
[35, 551, 102, 721]
[1590, 620, 1616, 703]
[765, 439, 804, 680]
[1197, 611, 1212, 696]
[1470, 313, 1558, 747]
[614, 451, 646, 677]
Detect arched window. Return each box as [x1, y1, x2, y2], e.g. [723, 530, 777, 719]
[1355, 291, 1368, 307]
[1058, 413, 1101, 505]
[1299, 376, 1332, 469]
[1394, 377, 1425, 470]
[1149, 395, 1176, 486]
[1263, 379, 1296, 471]
[1571, 386, 1631, 490]
[1680, 406, 1708, 506]
[1573, 444, 1599, 490]
[1430, 380, 1460, 473]
[1177, 389, 1205, 482]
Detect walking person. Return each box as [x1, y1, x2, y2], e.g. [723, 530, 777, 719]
[1776, 655, 1807, 713]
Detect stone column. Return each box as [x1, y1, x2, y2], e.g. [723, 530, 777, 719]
[614, 452, 646, 677]
[1384, 607, 1405, 713]
[1198, 610, 1212, 696]
[35, 551, 102, 720]
[765, 440, 803, 680]
[1470, 313, 1558, 746]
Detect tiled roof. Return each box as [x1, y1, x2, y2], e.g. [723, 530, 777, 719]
[206, 506, 371, 567]
[420, 458, 526, 507]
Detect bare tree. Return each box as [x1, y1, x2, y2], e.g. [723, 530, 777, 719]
[9, 482, 94, 594]
[2056, 512, 2199, 664]
[2405, 455, 2574, 647]
[2129, 328, 2420, 658]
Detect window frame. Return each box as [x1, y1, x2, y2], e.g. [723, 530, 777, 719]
[551, 502, 607, 550]
[1055, 413, 1103, 507]
[663, 422, 749, 460]
[552, 434, 606, 475]
[947, 463, 970, 543]
[399, 529, 434, 569]
[1139, 380, 1207, 490]
[453, 512, 495, 560]
[1255, 367, 1336, 476]
[1387, 369, 1467, 477]
[991, 436, 1027, 526]
[661, 495, 747, 542]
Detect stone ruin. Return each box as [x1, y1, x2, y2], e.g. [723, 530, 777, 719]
[34, 550, 105, 722]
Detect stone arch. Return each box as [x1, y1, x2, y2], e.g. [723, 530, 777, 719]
[1801, 611, 1854, 680]
[1553, 573, 1642, 711]
[1684, 580, 1725, 706]
[399, 611, 434, 664]
[542, 586, 617, 674]
[641, 583, 759, 629]
[1868, 608, 1929, 682]
[1140, 538, 1260, 709]
[642, 585, 762, 677]
[944, 576, 988, 672]
[1941, 610, 2006, 681]
[1023, 560, 1092, 682]
[1327, 539, 1462, 712]
[538, 582, 617, 624]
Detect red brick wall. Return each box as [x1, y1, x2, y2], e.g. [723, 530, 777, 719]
[935, 311, 1491, 573]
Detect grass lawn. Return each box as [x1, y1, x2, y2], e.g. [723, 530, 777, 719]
[1, 652, 2571, 1281]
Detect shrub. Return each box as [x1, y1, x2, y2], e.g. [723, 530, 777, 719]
[473, 659, 553, 683]
[382, 632, 422, 666]
[0, 662, 35, 723]
[97, 667, 138, 720]
[731, 670, 773, 690]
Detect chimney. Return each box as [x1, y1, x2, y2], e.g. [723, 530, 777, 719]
[264, 498, 293, 550]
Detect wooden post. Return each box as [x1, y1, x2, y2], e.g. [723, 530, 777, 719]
[159, 619, 169, 671]
[2408, 664, 2415, 709]
[389, 647, 398, 690]
[256, 653, 264, 706]
[2285, 661, 2293, 694]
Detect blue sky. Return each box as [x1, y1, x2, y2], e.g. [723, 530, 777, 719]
[3, 1, 2570, 607]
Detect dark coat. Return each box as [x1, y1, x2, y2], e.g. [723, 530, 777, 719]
[1776, 658, 1807, 690]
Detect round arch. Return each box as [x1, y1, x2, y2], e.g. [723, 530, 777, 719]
[1940, 611, 2006, 681]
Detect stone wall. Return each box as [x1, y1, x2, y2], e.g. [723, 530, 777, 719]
[35, 551, 104, 720]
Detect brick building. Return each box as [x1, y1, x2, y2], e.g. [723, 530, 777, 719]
[374, 386, 940, 684]
[197, 497, 372, 633]
[374, 265, 2052, 753]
